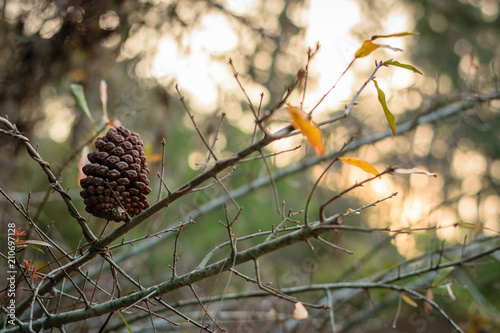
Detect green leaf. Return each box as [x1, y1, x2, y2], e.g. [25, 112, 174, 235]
[27, 245, 45, 254]
[71, 84, 96, 126]
[372, 79, 397, 136]
[432, 267, 454, 287]
[117, 311, 132, 333]
[23, 240, 53, 254]
[384, 60, 423, 75]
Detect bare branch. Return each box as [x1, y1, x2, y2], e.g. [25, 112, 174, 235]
[175, 84, 218, 162]
[0, 117, 97, 243]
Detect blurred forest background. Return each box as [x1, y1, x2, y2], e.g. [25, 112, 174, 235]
[1, 0, 500, 332]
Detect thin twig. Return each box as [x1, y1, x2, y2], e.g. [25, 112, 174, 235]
[326, 288, 336, 333]
[175, 85, 218, 161]
[170, 223, 185, 280]
[341, 60, 385, 118]
[304, 137, 353, 226]
[213, 174, 240, 210]
[392, 295, 402, 328]
[319, 166, 396, 222]
[189, 167, 235, 192]
[251, 93, 265, 143]
[188, 285, 223, 331]
[156, 138, 169, 201]
[196, 145, 302, 166]
[316, 236, 354, 255]
[203, 113, 226, 173]
[258, 149, 281, 215]
[228, 58, 266, 134]
[300, 42, 321, 109]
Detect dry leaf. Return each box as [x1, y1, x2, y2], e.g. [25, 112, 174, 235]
[339, 157, 380, 178]
[78, 146, 89, 188]
[377, 44, 404, 53]
[446, 283, 456, 302]
[100, 79, 108, 122]
[424, 288, 434, 314]
[401, 294, 418, 308]
[293, 302, 308, 320]
[287, 104, 325, 157]
[108, 116, 122, 128]
[394, 168, 437, 177]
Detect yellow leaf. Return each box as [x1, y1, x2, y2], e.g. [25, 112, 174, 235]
[293, 302, 308, 320]
[268, 308, 277, 322]
[354, 40, 380, 58]
[339, 157, 380, 178]
[424, 288, 434, 314]
[287, 104, 325, 157]
[401, 294, 418, 308]
[372, 79, 397, 136]
[371, 32, 419, 40]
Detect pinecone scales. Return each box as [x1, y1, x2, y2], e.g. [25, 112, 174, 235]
[80, 126, 152, 222]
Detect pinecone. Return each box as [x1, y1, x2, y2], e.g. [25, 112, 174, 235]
[80, 126, 152, 222]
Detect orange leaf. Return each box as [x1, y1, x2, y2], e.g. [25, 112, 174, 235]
[293, 302, 308, 320]
[354, 40, 380, 58]
[339, 157, 380, 178]
[287, 105, 325, 157]
[424, 288, 434, 314]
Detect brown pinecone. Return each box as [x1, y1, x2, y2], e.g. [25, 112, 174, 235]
[80, 126, 152, 222]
